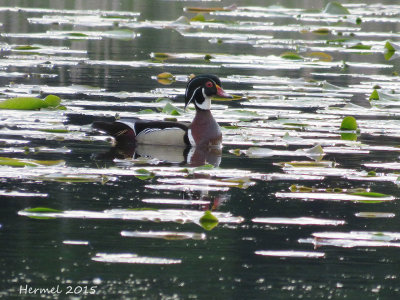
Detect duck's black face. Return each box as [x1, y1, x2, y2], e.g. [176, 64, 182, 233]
[185, 75, 231, 110]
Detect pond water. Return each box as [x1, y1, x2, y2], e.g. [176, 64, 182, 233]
[1, 0, 400, 299]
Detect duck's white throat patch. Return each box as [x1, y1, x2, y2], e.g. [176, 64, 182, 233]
[195, 88, 211, 110]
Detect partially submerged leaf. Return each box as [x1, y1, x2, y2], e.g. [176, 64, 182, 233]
[384, 41, 400, 60]
[306, 52, 333, 62]
[199, 210, 219, 231]
[312, 28, 330, 35]
[323, 2, 350, 15]
[24, 207, 61, 213]
[135, 169, 155, 180]
[0, 157, 64, 167]
[190, 13, 206, 22]
[369, 89, 380, 100]
[340, 116, 357, 131]
[151, 52, 175, 61]
[350, 192, 390, 198]
[280, 52, 303, 60]
[13, 45, 41, 51]
[162, 103, 183, 116]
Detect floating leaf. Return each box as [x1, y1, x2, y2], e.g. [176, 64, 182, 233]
[199, 210, 219, 231]
[306, 52, 333, 62]
[190, 13, 206, 22]
[22, 207, 61, 220]
[137, 109, 155, 114]
[13, 45, 41, 51]
[66, 32, 88, 37]
[162, 103, 183, 116]
[312, 28, 330, 35]
[204, 54, 214, 61]
[323, 2, 350, 15]
[0, 95, 61, 110]
[24, 207, 61, 213]
[135, 169, 155, 180]
[340, 116, 357, 131]
[151, 52, 174, 61]
[350, 192, 390, 198]
[369, 89, 380, 100]
[157, 72, 174, 79]
[0, 157, 64, 167]
[280, 52, 303, 60]
[348, 43, 372, 50]
[38, 129, 69, 134]
[384, 41, 400, 60]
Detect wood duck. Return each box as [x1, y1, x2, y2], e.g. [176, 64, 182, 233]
[93, 74, 232, 148]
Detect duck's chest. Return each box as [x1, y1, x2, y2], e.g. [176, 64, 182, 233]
[188, 111, 222, 147]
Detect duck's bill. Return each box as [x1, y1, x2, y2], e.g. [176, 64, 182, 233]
[216, 85, 233, 98]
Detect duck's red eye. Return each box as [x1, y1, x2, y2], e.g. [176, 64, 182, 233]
[205, 81, 213, 88]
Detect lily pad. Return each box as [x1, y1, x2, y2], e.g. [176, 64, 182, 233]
[280, 52, 303, 60]
[0, 157, 64, 167]
[199, 210, 219, 231]
[340, 116, 357, 131]
[135, 169, 155, 180]
[323, 2, 350, 15]
[0, 95, 61, 110]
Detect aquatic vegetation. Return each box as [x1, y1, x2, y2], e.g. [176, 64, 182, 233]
[0, 95, 61, 110]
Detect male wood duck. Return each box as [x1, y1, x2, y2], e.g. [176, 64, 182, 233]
[93, 74, 232, 148]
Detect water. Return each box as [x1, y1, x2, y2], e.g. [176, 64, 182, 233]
[1, 0, 400, 299]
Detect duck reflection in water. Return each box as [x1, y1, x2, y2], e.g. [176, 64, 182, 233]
[92, 74, 232, 167]
[95, 142, 221, 167]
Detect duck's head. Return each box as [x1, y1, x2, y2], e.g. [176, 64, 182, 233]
[184, 75, 232, 111]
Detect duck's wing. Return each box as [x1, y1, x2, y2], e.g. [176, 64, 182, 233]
[93, 119, 190, 146]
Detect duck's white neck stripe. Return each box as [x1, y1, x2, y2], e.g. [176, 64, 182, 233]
[195, 88, 211, 110]
[187, 86, 201, 107]
[187, 129, 196, 146]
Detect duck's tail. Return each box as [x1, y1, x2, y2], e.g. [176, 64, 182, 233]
[92, 121, 136, 145]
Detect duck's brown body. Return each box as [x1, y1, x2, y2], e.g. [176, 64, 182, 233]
[188, 110, 222, 147]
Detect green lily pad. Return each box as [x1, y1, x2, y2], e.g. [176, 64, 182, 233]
[0, 157, 64, 167]
[0, 95, 61, 110]
[162, 103, 183, 116]
[369, 89, 380, 100]
[350, 192, 390, 198]
[340, 116, 357, 131]
[22, 207, 61, 220]
[312, 28, 330, 35]
[199, 210, 219, 231]
[349, 43, 372, 50]
[137, 109, 155, 114]
[24, 207, 61, 213]
[190, 13, 206, 22]
[135, 169, 155, 180]
[384, 41, 398, 60]
[280, 52, 303, 60]
[13, 45, 41, 51]
[66, 32, 88, 37]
